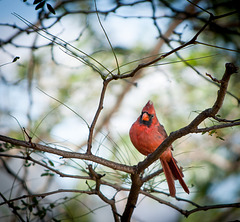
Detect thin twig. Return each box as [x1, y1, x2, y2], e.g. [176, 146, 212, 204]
[0, 134, 134, 174]
[0, 193, 25, 222]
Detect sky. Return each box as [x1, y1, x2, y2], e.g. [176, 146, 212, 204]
[0, 0, 160, 47]
[0, 0, 36, 23]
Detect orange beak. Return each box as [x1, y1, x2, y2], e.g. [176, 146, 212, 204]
[142, 113, 149, 121]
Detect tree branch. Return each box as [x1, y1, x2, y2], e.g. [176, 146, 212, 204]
[0, 153, 91, 180]
[0, 189, 95, 207]
[194, 121, 240, 133]
[0, 135, 134, 174]
[121, 173, 143, 222]
[0, 193, 25, 222]
[87, 80, 109, 154]
[184, 202, 240, 217]
[137, 63, 238, 173]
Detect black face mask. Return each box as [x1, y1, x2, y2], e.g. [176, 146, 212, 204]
[139, 111, 153, 127]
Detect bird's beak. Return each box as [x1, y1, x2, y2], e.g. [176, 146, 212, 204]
[142, 113, 149, 121]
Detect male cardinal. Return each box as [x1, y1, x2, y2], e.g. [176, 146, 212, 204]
[129, 100, 189, 197]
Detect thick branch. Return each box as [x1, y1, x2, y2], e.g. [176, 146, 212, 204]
[210, 63, 238, 113]
[137, 63, 238, 173]
[121, 173, 143, 222]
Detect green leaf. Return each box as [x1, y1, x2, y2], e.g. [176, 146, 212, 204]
[14, 206, 21, 210]
[48, 159, 54, 166]
[33, 0, 43, 4]
[216, 136, 225, 141]
[41, 172, 54, 177]
[47, 3, 56, 14]
[24, 162, 32, 167]
[28, 205, 33, 212]
[42, 159, 47, 165]
[41, 170, 54, 177]
[21, 200, 28, 206]
[35, 1, 45, 10]
[209, 130, 216, 136]
[32, 197, 38, 205]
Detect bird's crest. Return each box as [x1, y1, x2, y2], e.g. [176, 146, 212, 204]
[142, 100, 156, 115]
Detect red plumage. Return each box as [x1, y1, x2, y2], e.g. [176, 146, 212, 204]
[129, 100, 189, 197]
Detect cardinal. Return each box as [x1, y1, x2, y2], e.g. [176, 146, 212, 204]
[129, 100, 189, 197]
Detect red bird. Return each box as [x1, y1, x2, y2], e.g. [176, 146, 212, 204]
[129, 100, 189, 197]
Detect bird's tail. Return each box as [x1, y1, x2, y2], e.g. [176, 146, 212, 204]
[160, 157, 189, 197]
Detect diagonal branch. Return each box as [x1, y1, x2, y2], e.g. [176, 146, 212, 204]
[137, 63, 238, 173]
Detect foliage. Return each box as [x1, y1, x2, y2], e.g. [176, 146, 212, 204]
[0, 0, 240, 221]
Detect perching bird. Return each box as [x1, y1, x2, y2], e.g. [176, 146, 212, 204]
[129, 100, 189, 197]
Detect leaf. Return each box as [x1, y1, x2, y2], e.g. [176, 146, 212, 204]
[28, 205, 33, 212]
[12, 56, 20, 63]
[21, 200, 28, 206]
[32, 197, 38, 205]
[41, 172, 54, 177]
[208, 130, 216, 136]
[0, 147, 5, 152]
[41, 170, 54, 177]
[42, 159, 47, 165]
[35, 1, 45, 10]
[24, 162, 32, 167]
[47, 3, 56, 14]
[14, 206, 21, 210]
[33, 0, 43, 4]
[48, 159, 54, 166]
[216, 136, 225, 141]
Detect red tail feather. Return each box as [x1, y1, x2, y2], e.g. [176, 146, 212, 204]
[160, 159, 176, 197]
[162, 156, 189, 196]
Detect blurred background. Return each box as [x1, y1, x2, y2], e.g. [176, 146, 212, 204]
[0, 0, 240, 221]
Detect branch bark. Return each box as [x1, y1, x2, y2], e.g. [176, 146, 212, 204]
[0, 134, 134, 174]
[137, 63, 238, 173]
[121, 173, 143, 222]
